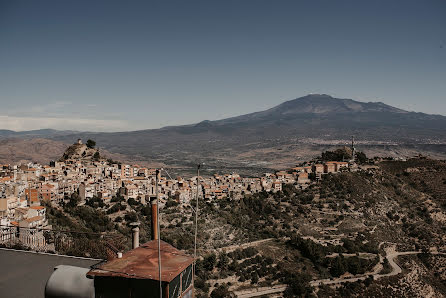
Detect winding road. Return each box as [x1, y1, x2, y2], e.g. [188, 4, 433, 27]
[310, 245, 446, 287]
[235, 245, 446, 297]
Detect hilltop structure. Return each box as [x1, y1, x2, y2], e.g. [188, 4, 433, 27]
[59, 139, 100, 162]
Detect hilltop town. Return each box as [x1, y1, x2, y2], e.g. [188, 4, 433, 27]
[1, 139, 445, 297]
[0, 139, 359, 230]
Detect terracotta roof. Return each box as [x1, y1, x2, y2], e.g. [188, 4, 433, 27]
[30, 206, 45, 210]
[87, 240, 194, 282]
[25, 216, 42, 223]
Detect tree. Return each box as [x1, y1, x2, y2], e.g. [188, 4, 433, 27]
[127, 197, 138, 206]
[284, 273, 312, 297]
[93, 151, 100, 161]
[166, 198, 179, 208]
[217, 252, 230, 270]
[321, 147, 352, 161]
[210, 284, 231, 298]
[67, 192, 81, 208]
[356, 151, 367, 164]
[330, 256, 346, 277]
[203, 253, 217, 271]
[251, 272, 259, 284]
[86, 139, 96, 149]
[124, 211, 138, 222]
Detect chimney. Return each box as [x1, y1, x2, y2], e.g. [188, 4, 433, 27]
[129, 222, 140, 249]
[150, 196, 158, 240]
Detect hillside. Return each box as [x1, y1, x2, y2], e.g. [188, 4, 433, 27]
[163, 159, 446, 297]
[2, 95, 446, 173]
[48, 94, 446, 174]
[0, 129, 77, 138]
[0, 138, 150, 167]
[0, 138, 69, 165]
[46, 157, 446, 297]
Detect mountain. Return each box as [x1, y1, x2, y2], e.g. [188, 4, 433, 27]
[200, 94, 445, 138]
[0, 129, 78, 138]
[37, 94, 444, 173]
[0, 138, 70, 165]
[2, 95, 446, 174]
[217, 94, 407, 124]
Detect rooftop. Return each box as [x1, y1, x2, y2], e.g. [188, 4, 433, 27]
[0, 248, 100, 298]
[87, 240, 194, 282]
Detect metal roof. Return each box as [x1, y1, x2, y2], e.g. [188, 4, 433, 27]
[0, 248, 100, 298]
[87, 240, 194, 282]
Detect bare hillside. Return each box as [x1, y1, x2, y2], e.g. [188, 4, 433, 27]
[0, 138, 69, 165]
[0, 138, 152, 167]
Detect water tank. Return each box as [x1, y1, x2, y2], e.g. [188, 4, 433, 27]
[45, 265, 94, 298]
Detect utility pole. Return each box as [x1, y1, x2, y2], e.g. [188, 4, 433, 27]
[155, 169, 162, 298]
[351, 136, 356, 163]
[193, 164, 200, 277]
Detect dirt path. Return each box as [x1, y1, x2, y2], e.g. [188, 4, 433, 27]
[311, 245, 446, 287]
[235, 285, 287, 298]
[234, 246, 445, 297]
[217, 238, 275, 253]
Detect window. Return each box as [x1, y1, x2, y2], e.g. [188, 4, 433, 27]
[169, 274, 180, 298]
[181, 265, 193, 292]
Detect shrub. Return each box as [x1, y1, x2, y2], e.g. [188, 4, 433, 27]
[86, 139, 96, 149]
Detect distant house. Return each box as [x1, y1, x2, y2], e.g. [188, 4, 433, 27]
[275, 171, 287, 181]
[40, 183, 57, 202]
[272, 181, 282, 192]
[124, 184, 138, 199]
[312, 164, 324, 174]
[19, 215, 44, 228]
[25, 188, 39, 206]
[0, 196, 20, 218]
[324, 162, 336, 173]
[335, 161, 349, 171]
[297, 172, 310, 184]
[29, 205, 46, 219]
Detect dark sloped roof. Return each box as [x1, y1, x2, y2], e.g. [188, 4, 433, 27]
[0, 248, 100, 298]
[87, 240, 194, 282]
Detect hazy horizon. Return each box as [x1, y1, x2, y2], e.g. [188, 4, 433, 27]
[2, 93, 446, 133]
[1, 0, 445, 131]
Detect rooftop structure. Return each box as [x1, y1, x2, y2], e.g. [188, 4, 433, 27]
[0, 248, 99, 298]
[88, 240, 194, 297]
[88, 240, 193, 281]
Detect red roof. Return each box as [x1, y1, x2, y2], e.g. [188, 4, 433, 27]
[87, 240, 194, 282]
[25, 216, 42, 223]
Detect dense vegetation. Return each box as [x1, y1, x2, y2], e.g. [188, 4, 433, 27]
[44, 157, 446, 297]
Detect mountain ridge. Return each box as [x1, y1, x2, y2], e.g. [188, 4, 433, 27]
[1, 94, 445, 135]
[1, 94, 446, 174]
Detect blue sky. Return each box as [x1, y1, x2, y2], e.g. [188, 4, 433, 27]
[0, 0, 445, 131]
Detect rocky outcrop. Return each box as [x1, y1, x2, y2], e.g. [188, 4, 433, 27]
[59, 142, 99, 161]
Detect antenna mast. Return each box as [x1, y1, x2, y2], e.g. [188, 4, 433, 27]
[156, 169, 162, 298]
[193, 164, 200, 276]
[351, 136, 356, 162]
